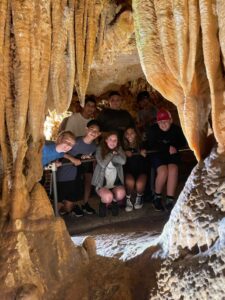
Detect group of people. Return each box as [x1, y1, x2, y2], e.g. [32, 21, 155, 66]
[42, 91, 187, 217]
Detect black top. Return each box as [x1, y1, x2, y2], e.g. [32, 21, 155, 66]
[97, 108, 135, 133]
[146, 123, 187, 153]
[123, 146, 148, 176]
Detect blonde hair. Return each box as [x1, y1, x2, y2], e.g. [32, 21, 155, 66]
[56, 131, 75, 144]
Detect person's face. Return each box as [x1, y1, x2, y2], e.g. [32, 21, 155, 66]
[124, 128, 136, 144]
[139, 98, 149, 109]
[74, 101, 82, 113]
[109, 95, 122, 110]
[105, 134, 118, 150]
[83, 101, 96, 117]
[86, 125, 101, 140]
[56, 137, 75, 152]
[157, 119, 172, 132]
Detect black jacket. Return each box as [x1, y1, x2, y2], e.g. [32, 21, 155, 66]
[97, 108, 135, 132]
[146, 123, 187, 153]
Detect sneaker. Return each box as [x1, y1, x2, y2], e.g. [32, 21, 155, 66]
[111, 201, 119, 216]
[99, 202, 107, 217]
[82, 202, 96, 215]
[152, 194, 164, 212]
[71, 205, 84, 217]
[165, 196, 175, 211]
[134, 195, 143, 210]
[58, 208, 68, 216]
[125, 197, 133, 212]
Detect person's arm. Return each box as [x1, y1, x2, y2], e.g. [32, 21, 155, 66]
[64, 153, 81, 166]
[112, 146, 126, 165]
[95, 146, 114, 168]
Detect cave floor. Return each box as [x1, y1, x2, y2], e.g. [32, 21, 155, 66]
[70, 201, 169, 260]
[64, 197, 169, 236]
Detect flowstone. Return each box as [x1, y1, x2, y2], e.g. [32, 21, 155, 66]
[150, 148, 225, 299]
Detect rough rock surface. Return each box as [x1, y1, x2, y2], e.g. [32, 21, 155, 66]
[1, 0, 225, 299]
[150, 148, 225, 299]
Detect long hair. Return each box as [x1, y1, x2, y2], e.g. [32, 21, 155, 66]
[100, 131, 120, 159]
[122, 127, 142, 150]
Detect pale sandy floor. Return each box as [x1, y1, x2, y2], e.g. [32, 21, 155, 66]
[71, 212, 168, 260]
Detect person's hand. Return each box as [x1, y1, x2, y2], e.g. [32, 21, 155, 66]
[112, 150, 118, 155]
[140, 149, 147, 157]
[73, 158, 81, 166]
[55, 160, 62, 167]
[81, 154, 92, 160]
[125, 150, 133, 157]
[169, 146, 177, 154]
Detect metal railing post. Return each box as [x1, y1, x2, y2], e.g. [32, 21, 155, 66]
[51, 162, 59, 217]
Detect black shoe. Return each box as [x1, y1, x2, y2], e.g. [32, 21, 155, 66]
[165, 196, 175, 211]
[99, 202, 107, 217]
[58, 208, 68, 216]
[82, 202, 96, 215]
[71, 205, 84, 217]
[111, 201, 119, 216]
[152, 195, 164, 212]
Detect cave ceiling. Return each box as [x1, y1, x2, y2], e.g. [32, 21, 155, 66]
[87, 0, 145, 95]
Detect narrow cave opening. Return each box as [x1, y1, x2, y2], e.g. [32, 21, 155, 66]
[42, 89, 197, 261]
[1, 1, 225, 299]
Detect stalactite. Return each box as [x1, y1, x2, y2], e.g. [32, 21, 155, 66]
[95, 3, 107, 61]
[25, 0, 51, 192]
[199, 0, 225, 152]
[133, 0, 212, 160]
[0, 0, 77, 219]
[74, 0, 103, 106]
[0, 2, 90, 297]
[0, 0, 10, 225]
[48, 0, 75, 113]
[0, 0, 108, 222]
[8, 0, 34, 219]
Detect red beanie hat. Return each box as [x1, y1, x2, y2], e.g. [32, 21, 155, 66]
[157, 108, 171, 122]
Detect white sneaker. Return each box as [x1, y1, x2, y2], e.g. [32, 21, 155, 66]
[125, 197, 133, 212]
[134, 196, 143, 209]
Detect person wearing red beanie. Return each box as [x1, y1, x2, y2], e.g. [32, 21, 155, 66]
[146, 108, 187, 212]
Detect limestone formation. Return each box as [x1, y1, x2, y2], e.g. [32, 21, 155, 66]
[133, 0, 221, 160]
[1, 0, 225, 299]
[149, 148, 225, 299]
[132, 0, 225, 298]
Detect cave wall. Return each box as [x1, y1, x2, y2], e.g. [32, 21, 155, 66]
[1, 0, 225, 299]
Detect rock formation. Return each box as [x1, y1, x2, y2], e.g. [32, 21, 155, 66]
[132, 0, 225, 298]
[1, 0, 225, 299]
